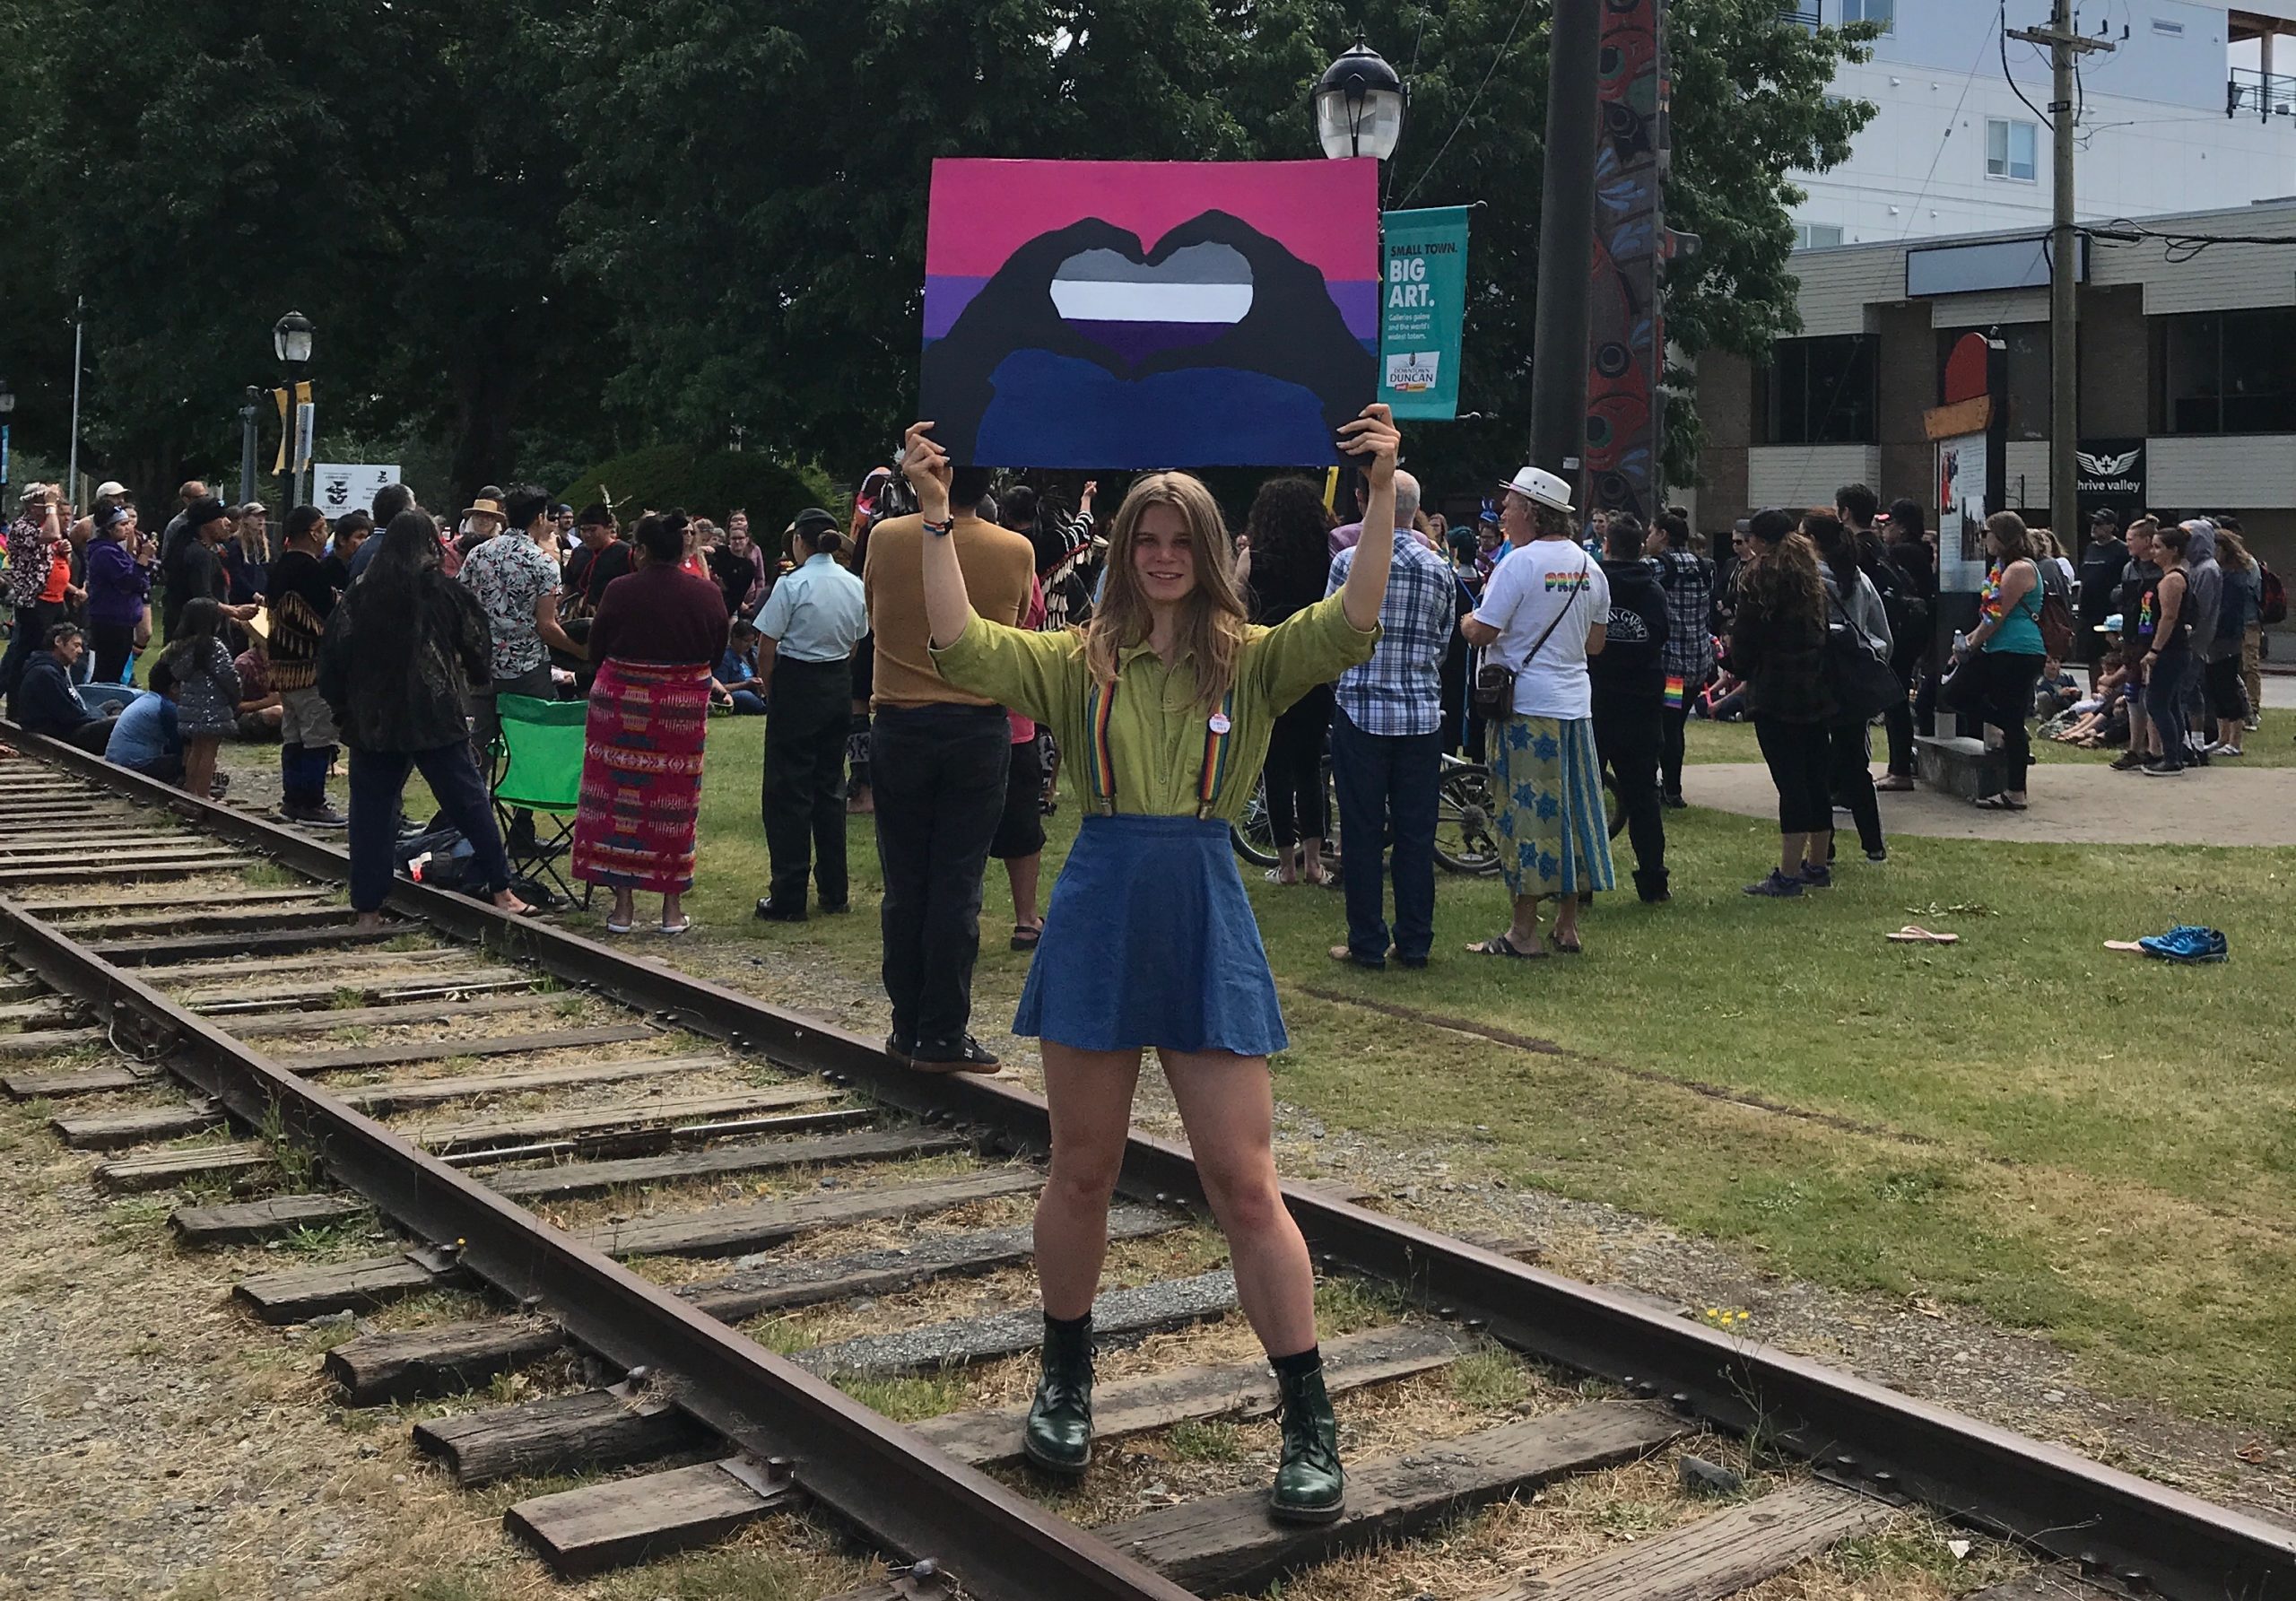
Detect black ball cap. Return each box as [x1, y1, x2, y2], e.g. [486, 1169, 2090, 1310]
[791, 508, 839, 539]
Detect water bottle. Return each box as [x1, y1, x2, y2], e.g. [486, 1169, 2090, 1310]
[1950, 629, 1968, 658]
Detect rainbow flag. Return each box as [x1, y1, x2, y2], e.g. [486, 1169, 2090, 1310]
[1664, 674, 1686, 709]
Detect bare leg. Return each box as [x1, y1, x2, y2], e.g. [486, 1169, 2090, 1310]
[1159, 1048, 1318, 1356]
[1508, 892, 1541, 950]
[1551, 889, 1580, 944]
[1803, 827, 1832, 871]
[1035, 1043, 1144, 1319]
[610, 886, 635, 928]
[1006, 853, 1041, 930]
[1779, 831, 1809, 877]
[181, 736, 219, 801]
[1300, 836, 1326, 886]
[661, 890, 685, 927]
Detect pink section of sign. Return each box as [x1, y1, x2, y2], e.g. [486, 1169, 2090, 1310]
[925, 159, 1377, 284]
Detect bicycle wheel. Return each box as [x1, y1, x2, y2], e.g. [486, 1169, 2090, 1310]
[1434, 762, 1503, 875]
[1230, 774, 1279, 867]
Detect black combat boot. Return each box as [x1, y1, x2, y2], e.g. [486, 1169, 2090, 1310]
[1268, 1350, 1344, 1523]
[1022, 1311, 1094, 1475]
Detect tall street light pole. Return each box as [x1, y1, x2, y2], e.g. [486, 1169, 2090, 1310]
[240, 387, 264, 508]
[65, 297, 84, 503]
[2008, 2, 2112, 537]
[274, 310, 314, 514]
[0, 378, 15, 495]
[1313, 37, 1406, 510]
[1528, 0, 1604, 492]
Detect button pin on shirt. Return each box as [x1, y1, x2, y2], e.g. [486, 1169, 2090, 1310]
[1208, 711, 1231, 735]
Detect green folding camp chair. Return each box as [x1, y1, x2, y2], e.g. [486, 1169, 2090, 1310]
[491, 693, 589, 908]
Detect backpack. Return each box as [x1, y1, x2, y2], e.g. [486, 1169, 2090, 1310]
[2036, 562, 2075, 659]
[2261, 562, 2288, 627]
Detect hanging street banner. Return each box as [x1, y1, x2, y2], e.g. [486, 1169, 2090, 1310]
[1378, 205, 1468, 421]
[313, 464, 400, 521]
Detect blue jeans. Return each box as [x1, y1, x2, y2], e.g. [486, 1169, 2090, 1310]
[2145, 651, 2189, 764]
[348, 742, 512, 912]
[1330, 705, 1440, 965]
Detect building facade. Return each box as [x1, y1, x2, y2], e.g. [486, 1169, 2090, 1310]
[1788, 0, 2296, 247]
[1692, 199, 2296, 648]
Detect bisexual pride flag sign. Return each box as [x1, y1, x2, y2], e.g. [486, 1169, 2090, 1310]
[920, 159, 1379, 469]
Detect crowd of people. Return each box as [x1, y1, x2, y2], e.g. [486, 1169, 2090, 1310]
[4, 419, 2283, 1526]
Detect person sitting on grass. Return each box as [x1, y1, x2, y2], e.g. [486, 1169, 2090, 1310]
[711, 622, 767, 715]
[8, 623, 118, 754]
[105, 661, 184, 781]
[233, 629, 284, 741]
[158, 598, 248, 800]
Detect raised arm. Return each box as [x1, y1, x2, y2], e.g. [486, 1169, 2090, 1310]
[904, 421, 972, 648]
[1337, 404, 1403, 633]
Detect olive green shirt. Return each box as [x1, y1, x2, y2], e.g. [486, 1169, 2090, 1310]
[931, 593, 1377, 822]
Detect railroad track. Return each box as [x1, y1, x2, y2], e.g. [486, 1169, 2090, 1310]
[0, 727, 2287, 1601]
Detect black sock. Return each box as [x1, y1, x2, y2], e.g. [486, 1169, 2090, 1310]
[1044, 1310, 1091, 1337]
[1271, 1344, 1323, 1380]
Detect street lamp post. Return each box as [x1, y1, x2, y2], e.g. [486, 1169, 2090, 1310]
[1315, 39, 1405, 516]
[0, 378, 15, 495]
[240, 387, 264, 509]
[273, 310, 314, 512]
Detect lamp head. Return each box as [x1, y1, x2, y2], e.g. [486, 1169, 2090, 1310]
[273, 310, 315, 366]
[1314, 37, 1405, 161]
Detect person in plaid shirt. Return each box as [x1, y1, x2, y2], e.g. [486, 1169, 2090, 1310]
[1648, 509, 1715, 807]
[1324, 471, 1457, 969]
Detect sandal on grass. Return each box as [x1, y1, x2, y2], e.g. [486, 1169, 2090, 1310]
[1010, 923, 1042, 951]
[603, 918, 632, 935]
[1466, 933, 1544, 959]
[659, 918, 692, 936]
[1972, 794, 2027, 811]
[1887, 926, 1960, 944]
[1548, 933, 1583, 954]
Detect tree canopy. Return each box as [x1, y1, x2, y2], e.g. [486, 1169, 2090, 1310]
[0, 0, 1870, 509]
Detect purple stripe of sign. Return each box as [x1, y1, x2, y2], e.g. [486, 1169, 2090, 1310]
[925, 275, 1379, 343]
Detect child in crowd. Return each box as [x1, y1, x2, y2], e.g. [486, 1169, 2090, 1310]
[712, 621, 767, 715]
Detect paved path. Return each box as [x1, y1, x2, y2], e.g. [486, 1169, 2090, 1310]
[1687, 761, 2296, 847]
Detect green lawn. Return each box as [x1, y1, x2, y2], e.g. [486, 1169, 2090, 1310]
[622, 716, 2296, 1434]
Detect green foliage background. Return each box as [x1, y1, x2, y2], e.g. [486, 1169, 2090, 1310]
[0, 0, 1871, 513]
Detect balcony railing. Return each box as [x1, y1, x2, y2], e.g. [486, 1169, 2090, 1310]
[2227, 66, 2296, 120]
[1779, 4, 1821, 30]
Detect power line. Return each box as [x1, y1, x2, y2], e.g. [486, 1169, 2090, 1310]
[1393, 0, 1534, 210]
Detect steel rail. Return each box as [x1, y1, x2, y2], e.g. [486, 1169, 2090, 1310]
[7, 728, 2293, 1600]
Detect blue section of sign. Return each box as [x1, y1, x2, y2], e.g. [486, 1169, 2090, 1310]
[1378, 207, 1470, 421]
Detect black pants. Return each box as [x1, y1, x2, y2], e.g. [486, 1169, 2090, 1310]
[1, 601, 62, 695]
[761, 657, 854, 911]
[1594, 692, 1666, 891]
[1659, 701, 1690, 798]
[871, 703, 1010, 1056]
[1264, 688, 1330, 852]
[89, 621, 138, 684]
[1881, 657, 1918, 776]
[1753, 716, 1832, 836]
[2204, 654, 2249, 724]
[348, 742, 511, 913]
[1329, 706, 1439, 963]
[1827, 721, 1884, 856]
[1970, 650, 2045, 792]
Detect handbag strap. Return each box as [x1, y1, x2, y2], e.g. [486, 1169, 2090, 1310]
[1504, 549, 1590, 676]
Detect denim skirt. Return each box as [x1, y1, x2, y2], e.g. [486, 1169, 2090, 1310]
[1014, 814, 1288, 1057]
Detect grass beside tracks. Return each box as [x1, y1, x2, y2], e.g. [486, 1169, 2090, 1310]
[636, 715, 2296, 1434]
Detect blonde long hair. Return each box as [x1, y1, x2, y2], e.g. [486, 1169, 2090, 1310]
[1083, 472, 1251, 711]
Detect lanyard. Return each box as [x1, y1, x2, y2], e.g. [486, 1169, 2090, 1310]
[1083, 676, 1236, 820]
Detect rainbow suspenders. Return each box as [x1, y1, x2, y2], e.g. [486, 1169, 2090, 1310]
[1083, 679, 1237, 821]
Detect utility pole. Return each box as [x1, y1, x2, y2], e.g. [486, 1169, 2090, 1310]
[1528, 0, 1604, 493]
[2008, 1, 2112, 541]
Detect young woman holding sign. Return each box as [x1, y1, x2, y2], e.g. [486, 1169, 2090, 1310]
[903, 405, 1402, 1524]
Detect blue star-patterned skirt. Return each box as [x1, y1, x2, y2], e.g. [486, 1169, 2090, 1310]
[1491, 715, 1617, 901]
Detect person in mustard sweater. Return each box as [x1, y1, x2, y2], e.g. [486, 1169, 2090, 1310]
[902, 404, 1401, 1525]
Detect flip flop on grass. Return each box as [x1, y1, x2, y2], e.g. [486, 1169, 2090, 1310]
[1466, 933, 1544, 959]
[1886, 926, 1959, 944]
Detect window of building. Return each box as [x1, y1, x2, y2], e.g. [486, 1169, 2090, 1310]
[1761, 335, 1876, 445]
[1841, 0, 1895, 30]
[1986, 117, 2039, 181]
[1779, 3, 1820, 30]
[1794, 222, 1847, 248]
[2153, 309, 2296, 435]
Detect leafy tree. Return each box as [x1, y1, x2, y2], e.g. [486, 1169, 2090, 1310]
[0, 0, 611, 509]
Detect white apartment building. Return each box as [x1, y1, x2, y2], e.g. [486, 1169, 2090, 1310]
[1787, 0, 2296, 246]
